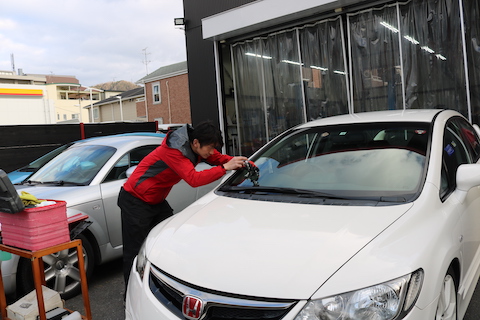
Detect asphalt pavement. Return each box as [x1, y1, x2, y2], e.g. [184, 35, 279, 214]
[63, 257, 480, 320]
[65, 258, 125, 320]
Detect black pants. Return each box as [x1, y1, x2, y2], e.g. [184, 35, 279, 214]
[118, 187, 173, 289]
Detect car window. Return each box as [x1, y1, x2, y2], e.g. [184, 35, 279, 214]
[452, 117, 480, 162]
[28, 145, 116, 185]
[23, 143, 73, 171]
[440, 120, 475, 199]
[103, 145, 157, 182]
[222, 122, 431, 203]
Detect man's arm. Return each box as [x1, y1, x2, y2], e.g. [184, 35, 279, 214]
[206, 150, 247, 171]
[164, 149, 228, 187]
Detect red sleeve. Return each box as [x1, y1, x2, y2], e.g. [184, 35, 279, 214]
[205, 149, 233, 166]
[162, 148, 227, 188]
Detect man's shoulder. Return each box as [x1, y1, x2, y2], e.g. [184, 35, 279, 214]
[159, 144, 192, 160]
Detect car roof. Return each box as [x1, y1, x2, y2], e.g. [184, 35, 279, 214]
[72, 133, 164, 149]
[297, 109, 446, 129]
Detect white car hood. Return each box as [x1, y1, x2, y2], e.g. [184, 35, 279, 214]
[148, 195, 413, 300]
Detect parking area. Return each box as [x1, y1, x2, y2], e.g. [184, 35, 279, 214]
[64, 258, 125, 320]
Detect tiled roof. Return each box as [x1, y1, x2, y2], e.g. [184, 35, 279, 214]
[91, 87, 144, 107]
[136, 61, 187, 83]
[45, 75, 79, 84]
[119, 87, 144, 99]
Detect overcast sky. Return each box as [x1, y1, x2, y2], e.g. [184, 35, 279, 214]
[0, 0, 187, 86]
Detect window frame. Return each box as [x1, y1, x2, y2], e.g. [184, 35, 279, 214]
[102, 145, 158, 183]
[440, 118, 477, 201]
[152, 82, 161, 104]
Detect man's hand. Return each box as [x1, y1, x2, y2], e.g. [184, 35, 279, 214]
[223, 156, 248, 171]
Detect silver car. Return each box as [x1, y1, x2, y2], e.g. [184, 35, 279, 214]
[2, 134, 217, 299]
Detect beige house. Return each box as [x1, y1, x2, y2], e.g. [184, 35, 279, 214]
[86, 87, 145, 123]
[44, 76, 94, 123]
[44, 75, 123, 124]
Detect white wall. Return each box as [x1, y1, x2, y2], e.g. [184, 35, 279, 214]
[0, 85, 54, 125]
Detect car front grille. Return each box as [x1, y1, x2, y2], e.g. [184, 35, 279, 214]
[149, 264, 297, 320]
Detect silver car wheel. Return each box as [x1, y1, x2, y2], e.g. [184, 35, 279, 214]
[42, 247, 87, 295]
[435, 271, 457, 320]
[17, 234, 94, 300]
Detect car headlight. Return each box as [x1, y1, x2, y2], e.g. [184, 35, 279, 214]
[136, 241, 148, 279]
[294, 269, 423, 320]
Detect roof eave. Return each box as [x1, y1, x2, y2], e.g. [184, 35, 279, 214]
[136, 69, 187, 84]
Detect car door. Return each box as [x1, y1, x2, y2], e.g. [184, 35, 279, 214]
[100, 145, 158, 248]
[441, 117, 480, 293]
[165, 162, 218, 213]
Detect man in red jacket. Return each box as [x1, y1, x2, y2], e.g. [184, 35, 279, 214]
[118, 121, 247, 288]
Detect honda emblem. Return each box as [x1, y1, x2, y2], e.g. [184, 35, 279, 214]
[182, 295, 204, 320]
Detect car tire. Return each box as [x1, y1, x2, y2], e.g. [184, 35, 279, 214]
[435, 266, 457, 320]
[17, 234, 95, 300]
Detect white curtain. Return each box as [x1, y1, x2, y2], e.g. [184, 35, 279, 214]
[399, 0, 466, 114]
[465, 0, 480, 124]
[232, 20, 348, 155]
[299, 17, 349, 120]
[231, 0, 471, 156]
[348, 5, 401, 112]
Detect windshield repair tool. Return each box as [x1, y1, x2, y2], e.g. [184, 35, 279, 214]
[243, 160, 260, 186]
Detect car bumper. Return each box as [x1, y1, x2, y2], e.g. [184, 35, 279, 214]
[126, 259, 181, 320]
[125, 258, 440, 320]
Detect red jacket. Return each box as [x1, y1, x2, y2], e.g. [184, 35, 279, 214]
[123, 125, 232, 204]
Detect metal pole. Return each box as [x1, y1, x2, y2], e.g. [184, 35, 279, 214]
[119, 97, 124, 121]
[89, 89, 94, 123]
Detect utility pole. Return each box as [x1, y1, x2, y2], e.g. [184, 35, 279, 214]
[10, 54, 15, 74]
[142, 48, 151, 75]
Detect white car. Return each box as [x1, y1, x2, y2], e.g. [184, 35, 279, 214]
[2, 133, 217, 299]
[126, 109, 480, 320]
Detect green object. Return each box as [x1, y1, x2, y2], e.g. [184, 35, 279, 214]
[0, 251, 11, 261]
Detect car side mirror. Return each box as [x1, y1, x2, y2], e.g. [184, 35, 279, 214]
[455, 163, 480, 203]
[126, 166, 137, 178]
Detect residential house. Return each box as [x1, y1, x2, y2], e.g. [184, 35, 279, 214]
[86, 87, 145, 123]
[44, 75, 99, 124]
[136, 61, 191, 125]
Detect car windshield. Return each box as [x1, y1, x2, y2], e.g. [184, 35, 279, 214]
[26, 144, 116, 185]
[220, 122, 430, 203]
[20, 143, 73, 172]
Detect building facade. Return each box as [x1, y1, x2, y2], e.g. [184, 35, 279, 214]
[137, 61, 191, 125]
[87, 61, 191, 125]
[88, 87, 145, 123]
[0, 71, 104, 125]
[0, 71, 53, 125]
[183, 0, 480, 156]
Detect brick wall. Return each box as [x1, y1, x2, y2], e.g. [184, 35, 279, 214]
[142, 73, 191, 124]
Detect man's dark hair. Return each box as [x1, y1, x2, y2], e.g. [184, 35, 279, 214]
[189, 121, 224, 148]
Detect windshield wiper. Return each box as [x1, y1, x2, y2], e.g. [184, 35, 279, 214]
[219, 186, 351, 199]
[41, 181, 87, 186]
[23, 180, 43, 185]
